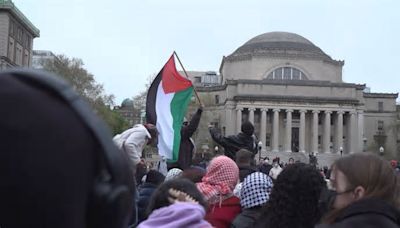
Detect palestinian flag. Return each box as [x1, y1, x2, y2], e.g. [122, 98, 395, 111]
[146, 54, 194, 162]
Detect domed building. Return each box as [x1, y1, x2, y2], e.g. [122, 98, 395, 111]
[189, 32, 398, 165]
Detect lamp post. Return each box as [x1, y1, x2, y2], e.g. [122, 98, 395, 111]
[339, 146, 343, 157]
[379, 146, 384, 157]
[214, 146, 219, 154]
[258, 141, 263, 163]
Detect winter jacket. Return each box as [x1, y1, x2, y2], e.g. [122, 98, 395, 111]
[113, 124, 151, 166]
[238, 165, 257, 182]
[137, 183, 158, 223]
[138, 202, 212, 228]
[209, 129, 257, 160]
[205, 196, 241, 228]
[168, 108, 202, 169]
[316, 198, 400, 228]
[231, 207, 262, 228]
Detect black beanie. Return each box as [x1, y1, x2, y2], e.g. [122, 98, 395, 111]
[241, 121, 254, 136]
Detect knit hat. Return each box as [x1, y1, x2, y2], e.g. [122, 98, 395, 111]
[165, 168, 183, 181]
[240, 172, 273, 209]
[241, 121, 254, 136]
[196, 156, 239, 204]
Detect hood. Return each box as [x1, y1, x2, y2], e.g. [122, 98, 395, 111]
[138, 202, 212, 228]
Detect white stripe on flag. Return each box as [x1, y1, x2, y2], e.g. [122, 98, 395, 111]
[155, 82, 175, 159]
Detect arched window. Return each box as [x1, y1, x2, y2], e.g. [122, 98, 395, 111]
[266, 67, 308, 80]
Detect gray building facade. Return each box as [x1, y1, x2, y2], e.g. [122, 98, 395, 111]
[0, 0, 39, 69]
[189, 32, 399, 166]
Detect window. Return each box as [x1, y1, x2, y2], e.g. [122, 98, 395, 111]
[8, 39, 14, 61]
[377, 120, 384, 131]
[378, 102, 383, 112]
[194, 77, 201, 83]
[215, 95, 219, 104]
[9, 21, 14, 37]
[266, 67, 308, 80]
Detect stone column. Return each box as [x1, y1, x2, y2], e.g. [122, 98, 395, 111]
[249, 107, 255, 124]
[349, 111, 357, 154]
[323, 111, 332, 153]
[312, 110, 319, 154]
[260, 108, 267, 152]
[336, 111, 344, 153]
[272, 108, 280, 153]
[285, 109, 293, 153]
[299, 109, 306, 153]
[357, 110, 364, 152]
[236, 107, 242, 133]
[225, 108, 234, 135]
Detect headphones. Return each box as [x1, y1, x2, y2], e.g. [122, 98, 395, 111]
[0, 69, 134, 228]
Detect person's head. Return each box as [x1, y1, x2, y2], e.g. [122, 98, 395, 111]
[241, 121, 254, 136]
[145, 170, 165, 185]
[165, 168, 183, 181]
[236, 149, 253, 166]
[181, 166, 206, 183]
[144, 123, 158, 146]
[390, 160, 398, 169]
[196, 155, 239, 203]
[272, 157, 280, 167]
[258, 163, 326, 227]
[146, 178, 207, 217]
[240, 172, 273, 209]
[329, 153, 400, 211]
[264, 157, 270, 164]
[288, 157, 295, 164]
[0, 70, 133, 228]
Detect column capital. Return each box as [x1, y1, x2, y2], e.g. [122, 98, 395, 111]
[261, 108, 268, 112]
[312, 110, 320, 114]
[273, 108, 280, 112]
[248, 107, 256, 111]
[349, 110, 357, 115]
[325, 110, 333, 114]
[286, 109, 294, 113]
[357, 110, 364, 114]
[337, 110, 345, 115]
[236, 107, 243, 111]
[299, 109, 307, 113]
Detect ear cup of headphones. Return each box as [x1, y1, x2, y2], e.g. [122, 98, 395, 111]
[88, 181, 131, 228]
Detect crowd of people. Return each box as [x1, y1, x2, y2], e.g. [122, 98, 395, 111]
[1, 69, 399, 228]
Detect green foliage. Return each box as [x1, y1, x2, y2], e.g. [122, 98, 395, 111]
[42, 54, 129, 135]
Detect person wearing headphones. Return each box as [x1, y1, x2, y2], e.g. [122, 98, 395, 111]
[0, 69, 134, 228]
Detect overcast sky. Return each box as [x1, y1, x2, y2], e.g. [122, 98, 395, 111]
[15, 0, 400, 104]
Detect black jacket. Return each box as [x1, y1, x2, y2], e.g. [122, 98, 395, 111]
[209, 129, 257, 160]
[168, 108, 202, 170]
[231, 208, 262, 228]
[137, 183, 158, 223]
[316, 198, 400, 228]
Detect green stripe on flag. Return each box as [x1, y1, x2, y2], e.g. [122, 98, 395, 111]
[170, 86, 194, 162]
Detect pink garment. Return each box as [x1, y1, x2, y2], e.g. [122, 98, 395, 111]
[138, 202, 212, 228]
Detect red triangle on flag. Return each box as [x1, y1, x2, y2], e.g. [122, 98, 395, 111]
[161, 55, 193, 94]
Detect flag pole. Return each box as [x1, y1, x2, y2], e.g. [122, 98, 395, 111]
[173, 51, 203, 107]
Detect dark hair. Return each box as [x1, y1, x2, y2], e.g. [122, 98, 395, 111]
[255, 163, 325, 228]
[146, 178, 207, 218]
[145, 170, 165, 185]
[241, 121, 254, 136]
[181, 167, 206, 183]
[236, 149, 253, 165]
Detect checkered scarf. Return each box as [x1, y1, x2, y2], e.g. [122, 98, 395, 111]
[165, 168, 183, 181]
[197, 156, 239, 204]
[240, 172, 273, 209]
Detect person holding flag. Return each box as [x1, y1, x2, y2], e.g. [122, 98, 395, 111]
[146, 52, 203, 172]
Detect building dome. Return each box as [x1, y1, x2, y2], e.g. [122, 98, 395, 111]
[227, 31, 330, 60]
[121, 98, 134, 108]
